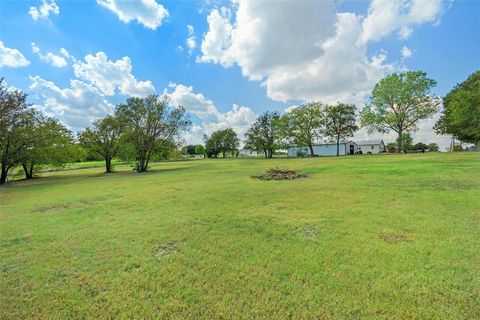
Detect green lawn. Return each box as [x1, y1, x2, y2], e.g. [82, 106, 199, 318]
[1, 153, 479, 319]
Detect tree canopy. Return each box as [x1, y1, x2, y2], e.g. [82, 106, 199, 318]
[244, 111, 281, 158]
[324, 103, 358, 156]
[361, 71, 440, 152]
[79, 114, 123, 173]
[205, 128, 239, 158]
[0, 78, 36, 184]
[116, 95, 190, 172]
[435, 70, 480, 145]
[278, 102, 325, 156]
[20, 114, 73, 179]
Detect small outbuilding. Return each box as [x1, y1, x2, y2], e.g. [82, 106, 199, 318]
[287, 141, 357, 157]
[356, 140, 386, 154]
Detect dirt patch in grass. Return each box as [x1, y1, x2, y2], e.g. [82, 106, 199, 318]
[379, 231, 413, 243]
[34, 195, 113, 213]
[154, 242, 180, 261]
[254, 168, 306, 180]
[294, 224, 320, 240]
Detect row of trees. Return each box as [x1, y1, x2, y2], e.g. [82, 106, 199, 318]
[0, 78, 74, 184]
[1, 69, 477, 183]
[1, 78, 191, 184]
[78, 95, 190, 173]
[202, 101, 357, 158]
[195, 70, 478, 159]
[386, 132, 439, 153]
[242, 102, 357, 158]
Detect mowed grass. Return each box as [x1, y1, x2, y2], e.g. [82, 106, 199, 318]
[0, 153, 479, 319]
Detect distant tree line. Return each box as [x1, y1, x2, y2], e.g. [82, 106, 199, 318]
[1, 69, 478, 184]
[1, 77, 190, 184]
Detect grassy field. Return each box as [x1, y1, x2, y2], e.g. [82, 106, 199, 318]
[1, 153, 479, 319]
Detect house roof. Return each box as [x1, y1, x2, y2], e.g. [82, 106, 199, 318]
[355, 139, 384, 146]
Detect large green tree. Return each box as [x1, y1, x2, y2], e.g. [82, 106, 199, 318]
[434, 70, 480, 145]
[324, 103, 358, 156]
[279, 102, 325, 156]
[20, 115, 73, 179]
[0, 78, 37, 185]
[78, 114, 123, 173]
[116, 95, 190, 172]
[244, 111, 281, 158]
[361, 71, 440, 153]
[205, 128, 239, 158]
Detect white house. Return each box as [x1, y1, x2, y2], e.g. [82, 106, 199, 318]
[287, 141, 357, 157]
[356, 140, 386, 154]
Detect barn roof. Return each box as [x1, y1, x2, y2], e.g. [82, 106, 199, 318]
[355, 140, 384, 146]
[289, 141, 356, 147]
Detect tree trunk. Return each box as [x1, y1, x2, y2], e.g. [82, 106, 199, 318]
[397, 130, 402, 153]
[222, 151, 226, 158]
[137, 153, 147, 172]
[22, 163, 33, 180]
[308, 144, 315, 157]
[264, 149, 268, 158]
[105, 157, 112, 173]
[0, 162, 8, 185]
[268, 149, 273, 158]
[336, 134, 340, 157]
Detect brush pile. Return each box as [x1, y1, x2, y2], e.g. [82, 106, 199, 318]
[257, 168, 306, 180]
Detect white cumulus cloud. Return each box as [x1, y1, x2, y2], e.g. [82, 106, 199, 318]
[196, 7, 234, 66]
[401, 46, 413, 58]
[197, 0, 449, 105]
[31, 42, 68, 67]
[97, 0, 169, 30]
[29, 75, 114, 129]
[185, 24, 196, 55]
[72, 51, 155, 97]
[0, 41, 30, 68]
[361, 0, 447, 42]
[29, 0, 60, 21]
[166, 83, 257, 143]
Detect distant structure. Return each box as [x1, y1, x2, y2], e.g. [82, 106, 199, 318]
[238, 149, 260, 157]
[355, 140, 386, 154]
[287, 141, 357, 157]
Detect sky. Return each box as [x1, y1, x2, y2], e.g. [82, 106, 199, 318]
[0, 0, 479, 150]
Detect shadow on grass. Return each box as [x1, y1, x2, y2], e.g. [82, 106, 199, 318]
[1, 165, 193, 189]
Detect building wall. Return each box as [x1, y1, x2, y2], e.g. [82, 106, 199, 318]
[357, 143, 384, 154]
[239, 149, 259, 157]
[288, 143, 355, 157]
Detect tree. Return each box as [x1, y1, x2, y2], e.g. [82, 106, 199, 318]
[435, 70, 480, 145]
[182, 145, 197, 155]
[78, 115, 123, 173]
[194, 144, 205, 156]
[20, 115, 73, 179]
[413, 142, 428, 152]
[205, 128, 239, 158]
[428, 143, 439, 152]
[244, 111, 281, 158]
[0, 78, 37, 185]
[116, 95, 190, 172]
[279, 102, 325, 156]
[360, 71, 440, 153]
[398, 132, 413, 152]
[324, 103, 358, 156]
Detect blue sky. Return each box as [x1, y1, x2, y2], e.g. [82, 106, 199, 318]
[0, 0, 479, 149]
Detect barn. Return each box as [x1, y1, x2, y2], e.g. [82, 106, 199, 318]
[287, 141, 357, 157]
[356, 140, 386, 154]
